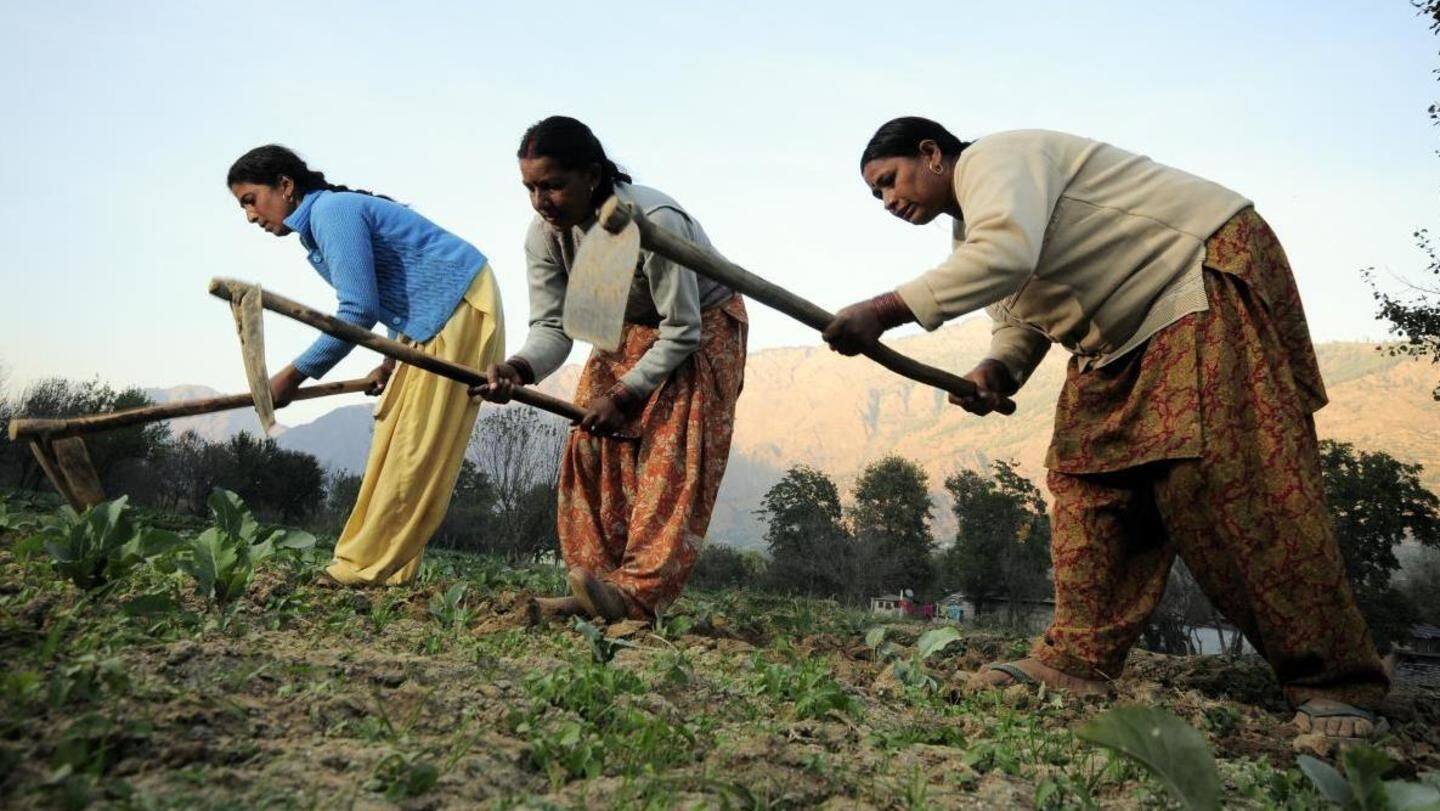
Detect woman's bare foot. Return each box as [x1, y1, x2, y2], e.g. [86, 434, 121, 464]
[965, 657, 1110, 697]
[527, 596, 583, 626]
[1293, 698, 1389, 739]
[566, 568, 629, 622]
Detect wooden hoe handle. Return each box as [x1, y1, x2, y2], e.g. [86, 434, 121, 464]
[600, 198, 1017, 416]
[206, 279, 586, 424]
[9, 378, 374, 442]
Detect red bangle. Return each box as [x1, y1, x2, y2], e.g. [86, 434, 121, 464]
[870, 292, 916, 329]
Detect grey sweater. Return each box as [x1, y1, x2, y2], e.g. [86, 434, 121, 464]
[511, 183, 733, 397]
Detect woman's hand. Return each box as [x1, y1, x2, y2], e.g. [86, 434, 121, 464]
[469, 362, 525, 404]
[822, 300, 885, 356]
[579, 396, 627, 436]
[268, 364, 307, 407]
[949, 359, 1018, 416]
[365, 357, 396, 396]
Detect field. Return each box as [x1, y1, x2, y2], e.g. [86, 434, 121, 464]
[1, 490, 1438, 810]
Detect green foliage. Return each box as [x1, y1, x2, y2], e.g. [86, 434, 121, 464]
[849, 455, 934, 596]
[573, 618, 637, 664]
[367, 751, 439, 801]
[513, 657, 695, 786]
[1299, 746, 1440, 810]
[178, 489, 315, 604]
[1076, 706, 1221, 811]
[688, 543, 766, 591]
[866, 625, 964, 690]
[1320, 440, 1440, 649]
[427, 583, 473, 629]
[941, 459, 1051, 607]
[34, 496, 182, 590]
[749, 655, 862, 719]
[760, 465, 851, 597]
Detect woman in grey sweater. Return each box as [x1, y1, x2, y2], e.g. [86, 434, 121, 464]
[474, 116, 748, 623]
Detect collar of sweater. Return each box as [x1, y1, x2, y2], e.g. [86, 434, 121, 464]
[283, 189, 327, 243]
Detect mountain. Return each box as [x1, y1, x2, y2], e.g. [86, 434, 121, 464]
[156, 321, 1440, 549]
[143, 385, 288, 442]
[540, 318, 1440, 547]
[274, 404, 376, 474]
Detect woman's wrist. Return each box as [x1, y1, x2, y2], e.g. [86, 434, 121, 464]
[869, 291, 916, 330]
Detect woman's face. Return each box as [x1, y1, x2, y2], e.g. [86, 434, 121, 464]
[861, 144, 953, 225]
[230, 178, 297, 236]
[520, 156, 599, 230]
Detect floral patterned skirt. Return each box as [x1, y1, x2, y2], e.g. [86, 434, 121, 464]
[557, 296, 748, 619]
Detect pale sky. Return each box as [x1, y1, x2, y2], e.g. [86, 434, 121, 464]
[2, 1, 1437, 423]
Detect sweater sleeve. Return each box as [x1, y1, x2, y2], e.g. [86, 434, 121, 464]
[983, 304, 1051, 387]
[895, 141, 1065, 331]
[509, 218, 574, 383]
[612, 207, 705, 399]
[292, 196, 381, 379]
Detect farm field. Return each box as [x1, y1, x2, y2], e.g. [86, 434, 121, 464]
[1, 489, 1437, 809]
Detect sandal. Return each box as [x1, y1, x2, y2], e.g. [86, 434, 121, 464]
[1294, 700, 1391, 738]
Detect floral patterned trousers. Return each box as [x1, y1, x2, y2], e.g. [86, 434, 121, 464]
[558, 296, 748, 619]
[1032, 210, 1389, 709]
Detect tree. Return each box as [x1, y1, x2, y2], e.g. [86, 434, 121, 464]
[432, 458, 497, 553]
[758, 465, 851, 597]
[849, 455, 934, 597]
[216, 433, 326, 524]
[1362, 1, 1440, 398]
[940, 460, 1052, 613]
[689, 544, 767, 591]
[468, 406, 567, 561]
[2, 377, 167, 493]
[1320, 440, 1440, 649]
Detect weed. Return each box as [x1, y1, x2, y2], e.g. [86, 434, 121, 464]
[749, 655, 861, 720]
[427, 582, 472, 629]
[1299, 746, 1440, 810]
[179, 489, 315, 605]
[367, 750, 439, 801]
[32, 497, 181, 591]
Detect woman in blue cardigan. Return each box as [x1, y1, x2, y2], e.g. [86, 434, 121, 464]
[227, 145, 505, 586]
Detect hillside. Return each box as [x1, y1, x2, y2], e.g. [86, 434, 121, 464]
[159, 323, 1439, 550]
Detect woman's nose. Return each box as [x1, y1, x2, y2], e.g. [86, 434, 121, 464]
[246, 209, 259, 223]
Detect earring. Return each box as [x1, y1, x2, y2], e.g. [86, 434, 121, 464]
[929, 163, 944, 175]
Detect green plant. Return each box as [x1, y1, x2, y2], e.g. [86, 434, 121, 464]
[367, 750, 439, 801]
[1076, 705, 1220, 810]
[32, 497, 181, 590]
[749, 655, 861, 720]
[574, 617, 637, 664]
[1299, 746, 1440, 810]
[427, 583, 472, 629]
[179, 489, 314, 605]
[866, 625, 963, 690]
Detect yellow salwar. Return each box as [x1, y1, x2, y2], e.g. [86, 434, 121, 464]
[325, 266, 505, 586]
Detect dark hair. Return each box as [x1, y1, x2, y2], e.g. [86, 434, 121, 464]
[860, 117, 971, 170]
[226, 145, 391, 200]
[517, 116, 633, 207]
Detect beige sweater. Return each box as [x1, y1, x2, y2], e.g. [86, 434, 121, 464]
[894, 129, 1251, 385]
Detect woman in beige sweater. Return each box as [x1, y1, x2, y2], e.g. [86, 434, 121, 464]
[824, 117, 1388, 740]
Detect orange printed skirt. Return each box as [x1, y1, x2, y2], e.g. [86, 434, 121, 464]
[557, 296, 748, 619]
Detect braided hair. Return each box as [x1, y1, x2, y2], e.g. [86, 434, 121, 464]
[226, 145, 392, 200]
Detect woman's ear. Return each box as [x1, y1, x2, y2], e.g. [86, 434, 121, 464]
[918, 139, 944, 171]
[279, 175, 296, 204]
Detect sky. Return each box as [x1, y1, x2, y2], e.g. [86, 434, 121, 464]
[2, 1, 1437, 424]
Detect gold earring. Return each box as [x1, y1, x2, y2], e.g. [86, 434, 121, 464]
[929, 162, 944, 175]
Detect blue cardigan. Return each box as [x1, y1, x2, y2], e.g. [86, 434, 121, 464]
[283, 189, 488, 378]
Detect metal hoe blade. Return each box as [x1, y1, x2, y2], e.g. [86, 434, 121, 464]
[230, 283, 277, 435]
[563, 219, 641, 352]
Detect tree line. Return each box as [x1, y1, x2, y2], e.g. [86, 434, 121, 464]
[2, 369, 1436, 651]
